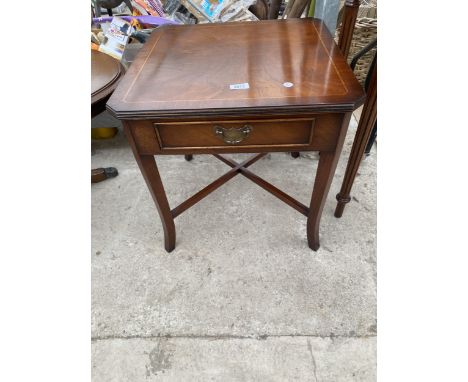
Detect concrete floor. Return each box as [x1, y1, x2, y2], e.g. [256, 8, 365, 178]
[91, 112, 377, 381]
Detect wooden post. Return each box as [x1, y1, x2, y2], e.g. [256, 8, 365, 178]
[335, 56, 377, 218]
[269, 0, 282, 19]
[337, 0, 360, 59]
[288, 0, 311, 18]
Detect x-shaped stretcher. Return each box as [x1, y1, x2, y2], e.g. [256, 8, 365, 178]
[171, 154, 309, 220]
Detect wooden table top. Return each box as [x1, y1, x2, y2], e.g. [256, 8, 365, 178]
[107, 18, 365, 119]
[91, 50, 124, 105]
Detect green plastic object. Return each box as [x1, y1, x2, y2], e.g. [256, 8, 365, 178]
[308, 0, 316, 17]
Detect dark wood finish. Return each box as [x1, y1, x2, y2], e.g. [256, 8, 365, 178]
[107, 19, 365, 119]
[91, 167, 118, 183]
[283, 0, 307, 163]
[108, 19, 365, 252]
[91, 50, 125, 117]
[249, 0, 269, 20]
[308, 112, 351, 249]
[92, 168, 108, 183]
[127, 113, 345, 155]
[337, 0, 361, 59]
[154, 118, 315, 150]
[335, 57, 376, 218]
[268, 0, 282, 19]
[123, 122, 176, 252]
[288, 1, 360, 159]
[91, 50, 125, 183]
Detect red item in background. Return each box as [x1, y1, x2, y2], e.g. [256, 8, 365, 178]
[132, 0, 164, 16]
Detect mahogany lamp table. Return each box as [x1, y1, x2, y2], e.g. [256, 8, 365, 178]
[107, 18, 365, 252]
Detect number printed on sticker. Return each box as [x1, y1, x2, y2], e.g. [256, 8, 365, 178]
[229, 82, 250, 90]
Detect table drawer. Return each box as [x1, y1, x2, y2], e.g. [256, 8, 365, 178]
[128, 114, 345, 154]
[153, 118, 315, 150]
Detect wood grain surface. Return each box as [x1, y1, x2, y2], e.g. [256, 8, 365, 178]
[107, 18, 365, 119]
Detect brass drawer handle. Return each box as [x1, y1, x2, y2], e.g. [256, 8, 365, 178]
[213, 124, 252, 144]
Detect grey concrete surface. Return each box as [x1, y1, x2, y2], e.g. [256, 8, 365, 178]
[92, 337, 376, 382]
[91, 112, 376, 381]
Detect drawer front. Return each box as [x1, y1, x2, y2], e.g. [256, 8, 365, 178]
[128, 114, 345, 154]
[153, 118, 315, 150]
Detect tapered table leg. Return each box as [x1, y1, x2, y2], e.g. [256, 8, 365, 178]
[137, 155, 176, 252]
[123, 123, 176, 252]
[307, 113, 352, 250]
[335, 59, 377, 218]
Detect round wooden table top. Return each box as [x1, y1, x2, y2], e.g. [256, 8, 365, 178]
[91, 50, 124, 106]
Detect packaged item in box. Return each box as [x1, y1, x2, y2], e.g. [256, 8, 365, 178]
[98, 16, 134, 60]
[184, 0, 258, 22]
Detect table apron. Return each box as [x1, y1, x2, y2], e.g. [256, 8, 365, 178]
[126, 113, 347, 155]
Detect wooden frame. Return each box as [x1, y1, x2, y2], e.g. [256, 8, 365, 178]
[108, 19, 365, 252]
[335, 56, 376, 217]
